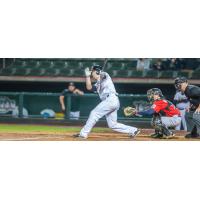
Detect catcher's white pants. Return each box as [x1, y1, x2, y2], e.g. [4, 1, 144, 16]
[79, 95, 138, 138]
[161, 116, 181, 130]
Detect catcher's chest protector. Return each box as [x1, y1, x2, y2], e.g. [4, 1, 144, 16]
[153, 100, 180, 117]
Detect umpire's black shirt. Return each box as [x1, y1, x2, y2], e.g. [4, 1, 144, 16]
[184, 85, 200, 111]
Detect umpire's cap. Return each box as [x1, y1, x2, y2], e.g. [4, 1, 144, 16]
[174, 77, 188, 90]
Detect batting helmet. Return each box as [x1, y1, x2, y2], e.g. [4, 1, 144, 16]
[147, 88, 164, 103]
[91, 65, 103, 75]
[174, 77, 188, 90]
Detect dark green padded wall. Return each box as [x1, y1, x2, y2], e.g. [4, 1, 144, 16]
[21, 94, 148, 118]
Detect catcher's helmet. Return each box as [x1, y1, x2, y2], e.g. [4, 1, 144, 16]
[91, 65, 103, 75]
[147, 88, 164, 103]
[174, 77, 188, 90]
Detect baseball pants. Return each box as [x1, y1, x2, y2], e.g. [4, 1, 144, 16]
[185, 111, 200, 134]
[79, 95, 138, 138]
[161, 116, 181, 130]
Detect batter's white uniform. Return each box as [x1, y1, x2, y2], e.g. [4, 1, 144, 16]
[79, 72, 138, 138]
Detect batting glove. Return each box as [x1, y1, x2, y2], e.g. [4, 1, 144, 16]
[85, 68, 91, 77]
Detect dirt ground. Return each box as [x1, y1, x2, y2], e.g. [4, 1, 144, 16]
[0, 129, 199, 141]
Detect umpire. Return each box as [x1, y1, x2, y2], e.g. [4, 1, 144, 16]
[175, 77, 200, 138]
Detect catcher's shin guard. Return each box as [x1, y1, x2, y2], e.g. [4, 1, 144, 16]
[151, 113, 162, 128]
[151, 114, 163, 138]
[151, 114, 172, 137]
[161, 124, 173, 137]
[151, 129, 163, 138]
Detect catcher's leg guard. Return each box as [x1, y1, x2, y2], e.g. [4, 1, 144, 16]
[161, 125, 174, 138]
[151, 114, 163, 138]
[151, 114, 172, 137]
[151, 129, 163, 138]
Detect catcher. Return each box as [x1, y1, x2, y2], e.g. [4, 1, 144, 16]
[124, 88, 181, 138]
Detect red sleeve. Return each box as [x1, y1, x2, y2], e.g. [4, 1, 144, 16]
[152, 100, 168, 113]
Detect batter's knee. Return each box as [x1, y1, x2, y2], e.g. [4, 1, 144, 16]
[89, 110, 102, 122]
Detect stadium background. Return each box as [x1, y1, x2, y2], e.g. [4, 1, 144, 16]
[0, 58, 199, 128]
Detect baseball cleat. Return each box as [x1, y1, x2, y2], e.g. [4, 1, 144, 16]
[185, 133, 200, 139]
[73, 133, 87, 139]
[130, 129, 141, 138]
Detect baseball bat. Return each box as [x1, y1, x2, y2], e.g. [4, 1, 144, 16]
[102, 58, 108, 71]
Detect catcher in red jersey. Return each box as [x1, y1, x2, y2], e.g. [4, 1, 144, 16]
[124, 88, 181, 138]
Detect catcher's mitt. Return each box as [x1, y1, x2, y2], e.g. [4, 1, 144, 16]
[123, 106, 137, 117]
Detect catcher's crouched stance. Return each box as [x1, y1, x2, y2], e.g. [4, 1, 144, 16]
[124, 88, 181, 139]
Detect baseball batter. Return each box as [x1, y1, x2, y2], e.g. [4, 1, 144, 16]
[73, 65, 140, 139]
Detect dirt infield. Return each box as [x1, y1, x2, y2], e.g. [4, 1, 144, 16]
[0, 128, 198, 141]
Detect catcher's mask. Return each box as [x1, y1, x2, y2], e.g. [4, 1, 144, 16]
[147, 88, 164, 103]
[174, 77, 188, 91]
[91, 65, 103, 75]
